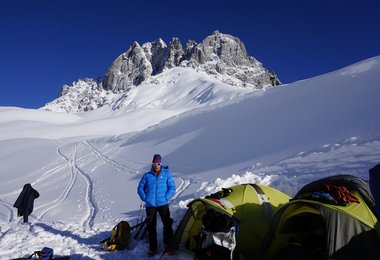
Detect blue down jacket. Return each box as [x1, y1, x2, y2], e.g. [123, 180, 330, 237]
[137, 165, 176, 207]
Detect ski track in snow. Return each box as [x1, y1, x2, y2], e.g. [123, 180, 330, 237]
[32, 139, 141, 229]
[75, 142, 98, 230]
[0, 225, 10, 241]
[0, 159, 67, 201]
[0, 143, 74, 223]
[32, 142, 70, 188]
[171, 177, 191, 203]
[0, 199, 14, 223]
[36, 144, 79, 221]
[37, 142, 99, 229]
[83, 140, 136, 174]
[33, 164, 68, 184]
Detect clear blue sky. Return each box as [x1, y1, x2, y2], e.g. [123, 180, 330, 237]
[1, 0, 379, 108]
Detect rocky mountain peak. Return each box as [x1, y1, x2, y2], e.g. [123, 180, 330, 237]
[43, 31, 281, 113]
[102, 41, 152, 92]
[199, 30, 251, 65]
[102, 31, 280, 93]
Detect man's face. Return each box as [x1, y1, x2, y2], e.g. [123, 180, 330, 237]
[153, 162, 162, 172]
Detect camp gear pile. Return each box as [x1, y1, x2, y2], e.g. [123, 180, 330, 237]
[172, 175, 380, 259]
[171, 183, 291, 259]
[259, 175, 379, 260]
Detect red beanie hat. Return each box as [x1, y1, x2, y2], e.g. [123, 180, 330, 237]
[152, 154, 162, 163]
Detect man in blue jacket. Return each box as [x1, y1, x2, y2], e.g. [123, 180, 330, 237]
[137, 154, 176, 257]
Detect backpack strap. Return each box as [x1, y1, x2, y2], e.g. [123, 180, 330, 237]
[249, 184, 273, 218]
[26, 251, 39, 259]
[99, 223, 118, 244]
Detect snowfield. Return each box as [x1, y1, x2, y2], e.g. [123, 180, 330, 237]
[0, 56, 379, 259]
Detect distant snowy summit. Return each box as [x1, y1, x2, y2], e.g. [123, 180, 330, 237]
[43, 31, 281, 113]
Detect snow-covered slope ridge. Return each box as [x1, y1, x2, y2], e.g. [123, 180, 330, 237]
[42, 31, 280, 113]
[4, 68, 253, 139]
[119, 56, 380, 186]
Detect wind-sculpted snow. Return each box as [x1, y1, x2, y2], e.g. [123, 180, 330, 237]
[0, 56, 379, 258]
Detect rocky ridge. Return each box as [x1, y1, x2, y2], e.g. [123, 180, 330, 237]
[43, 31, 281, 113]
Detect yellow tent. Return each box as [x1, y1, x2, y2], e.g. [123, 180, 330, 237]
[172, 183, 291, 259]
[258, 175, 380, 260]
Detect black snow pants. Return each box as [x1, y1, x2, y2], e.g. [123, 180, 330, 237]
[146, 204, 173, 251]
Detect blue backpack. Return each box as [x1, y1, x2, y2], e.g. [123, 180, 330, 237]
[25, 247, 53, 260]
[36, 247, 53, 260]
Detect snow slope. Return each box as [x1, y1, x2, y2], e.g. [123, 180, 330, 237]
[2, 68, 254, 140]
[0, 56, 379, 259]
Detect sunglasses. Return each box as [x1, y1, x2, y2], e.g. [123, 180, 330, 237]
[153, 162, 162, 166]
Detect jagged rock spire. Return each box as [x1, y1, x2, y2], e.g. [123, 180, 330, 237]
[103, 42, 153, 92]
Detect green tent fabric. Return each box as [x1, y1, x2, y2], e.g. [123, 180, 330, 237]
[171, 183, 291, 259]
[258, 175, 380, 260]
